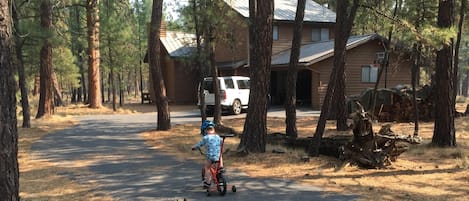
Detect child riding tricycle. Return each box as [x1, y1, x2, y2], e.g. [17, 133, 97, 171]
[192, 120, 236, 196]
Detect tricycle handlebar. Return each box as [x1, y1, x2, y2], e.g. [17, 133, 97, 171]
[219, 133, 235, 138]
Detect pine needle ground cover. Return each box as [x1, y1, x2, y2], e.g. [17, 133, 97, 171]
[18, 103, 468, 200]
[143, 109, 469, 201]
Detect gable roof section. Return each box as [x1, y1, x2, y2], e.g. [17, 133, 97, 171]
[160, 31, 196, 58]
[223, 0, 336, 23]
[271, 34, 383, 66]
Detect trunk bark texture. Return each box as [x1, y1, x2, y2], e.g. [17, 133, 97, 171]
[193, 0, 207, 122]
[149, 0, 171, 130]
[12, 4, 31, 128]
[36, 0, 54, 119]
[310, 0, 359, 156]
[87, 0, 102, 108]
[285, 0, 306, 139]
[0, 0, 20, 198]
[432, 0, 456, 147]
[238, 0, 273, 153]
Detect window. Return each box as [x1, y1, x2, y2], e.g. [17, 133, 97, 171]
[312, 28, 330, 42]
[273, 25, 279, 40]
[361, 65, 379, 83]
[321, 28, 329, 41]
[224, 78, 235, 89]
[237, 80, 250, 89]
[312, 28, 320, 42]
[203, 80, 214, 93]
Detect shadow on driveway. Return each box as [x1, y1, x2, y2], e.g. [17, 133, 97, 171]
[31, 114, 356, 200]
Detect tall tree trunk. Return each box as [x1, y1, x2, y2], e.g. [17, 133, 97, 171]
[432, 0, 456, 147]
[462, 70, 469, 97]
[411, 0, 421, 136]
[333, 0, 359, 131]
[149, 0, 171, 130]
[111, 67, 116, 111]
[33, 75, 40, 96]
[135, 0, 143, 100]
[411, 44, 421, 136]
[285, 0, 306, 139]
[12, 3, 31, 128]
[208, 25, 222, 124]
[310, 0, 359, 156]
[70, 6, 86, 103]
[0, 0, 20, 198]
[119, 71, 124, 106]
[105, 70, 109, 103]
[78, 46, 87, 103]
[52, 71, 63, 106]
[370, 0, 401, 117]
[36, 0, 54, 119]
[453, 0, 466, 103]
[193, 0, 208, 122]
[87, 0, 102, 108]
[238, 0, 273, 153]
[106, 0, 117, 111]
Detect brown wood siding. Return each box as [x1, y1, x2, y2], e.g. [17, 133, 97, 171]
[173, 60, 199, 104]
[162, 54, 175, 102]
[160, 48, 199, 104]
[273, 24, 334, 55]
[313, 40, 412, 108]
[311, 71, 320, 109]
[215, 13, 249, 62]
[216, 18, 337, 63]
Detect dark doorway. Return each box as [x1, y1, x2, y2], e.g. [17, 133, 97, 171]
[270, 70, 312, 106]
[296, 70, 312, 106]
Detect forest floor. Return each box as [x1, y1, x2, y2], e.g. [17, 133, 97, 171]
[18, 101, 469, 200]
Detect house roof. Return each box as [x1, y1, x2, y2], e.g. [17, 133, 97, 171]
[223, 0, 336, 23]
[271, 34, 383, 66]
[160, 31, 196, 57]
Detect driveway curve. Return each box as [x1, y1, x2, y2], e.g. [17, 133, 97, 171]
[31, 111, 357, 201]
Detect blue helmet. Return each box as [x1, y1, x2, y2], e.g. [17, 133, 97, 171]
[200, 120, 216, 136]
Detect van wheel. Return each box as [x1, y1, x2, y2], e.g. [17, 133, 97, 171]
[231, 100, 242, 115]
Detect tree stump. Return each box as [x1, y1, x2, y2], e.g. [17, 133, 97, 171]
[340, 101, 422, 168]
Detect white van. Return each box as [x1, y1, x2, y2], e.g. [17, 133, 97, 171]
[199, 76, 250, 115]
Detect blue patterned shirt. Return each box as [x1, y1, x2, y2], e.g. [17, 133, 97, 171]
[194, 134, 222, 162]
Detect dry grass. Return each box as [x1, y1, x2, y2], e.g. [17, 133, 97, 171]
[143, 110, 469, 201]
[19, 101, 469, 200]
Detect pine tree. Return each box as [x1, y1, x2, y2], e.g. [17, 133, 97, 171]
[432, 0, 456, 147]
[285, 0, 306, 139]
[36, 0, 54, 119]
[238, 0, 274, 153]
[310, 0, 360, 156]
[149, 0, 171, 130]
[0, 0, 20, 198]
[87, 0, 102, 108]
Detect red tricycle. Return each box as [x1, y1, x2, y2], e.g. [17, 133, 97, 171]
[195, 133, 236, 196]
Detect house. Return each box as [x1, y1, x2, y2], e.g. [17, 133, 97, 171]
[269, 34, 412, 109]
[150, 0, 412, 109]
[144, 28, 199, 104]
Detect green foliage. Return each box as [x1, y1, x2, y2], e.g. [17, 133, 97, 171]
[53, 46, 79, 88]
[420, 26, 458, 47]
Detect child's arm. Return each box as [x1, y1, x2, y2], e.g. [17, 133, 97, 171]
[192, 137, 207, 150]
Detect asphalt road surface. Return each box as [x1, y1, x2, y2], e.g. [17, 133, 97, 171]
[31, 109, 358, 200]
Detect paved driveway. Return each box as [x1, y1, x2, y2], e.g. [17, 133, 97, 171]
[31, 109, 357, 200]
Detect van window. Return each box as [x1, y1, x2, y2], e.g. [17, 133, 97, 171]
[224, 78, 235, 89]
[203, 80, 220, 93]
[237, 80, 250, 89]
